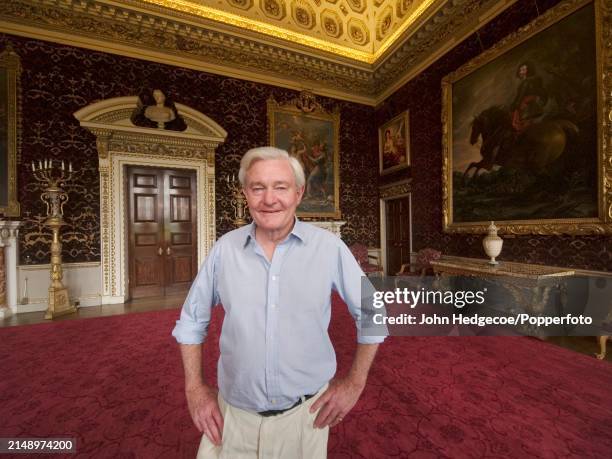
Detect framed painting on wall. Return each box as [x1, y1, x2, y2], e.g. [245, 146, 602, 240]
[0, 44, 21, 217]
[267, 95, 341, 218]
[379, 111, 410, 175]
[441, 0, 611, 235]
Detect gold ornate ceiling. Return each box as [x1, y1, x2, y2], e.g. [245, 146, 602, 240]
[142, 0, 440, 61]
[0, 0, 514, 104]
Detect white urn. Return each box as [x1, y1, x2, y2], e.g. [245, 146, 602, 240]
[482, 221, 503, 265]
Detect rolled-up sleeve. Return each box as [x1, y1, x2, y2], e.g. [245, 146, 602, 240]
[171, 242, 220, 344]
[333, 242, 387, 345]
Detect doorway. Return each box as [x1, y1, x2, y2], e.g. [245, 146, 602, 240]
[384, 195, 412, 275]
[127, 166, 198, 299]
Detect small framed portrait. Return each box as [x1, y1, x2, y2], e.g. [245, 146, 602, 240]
[379, 111, 410, 175]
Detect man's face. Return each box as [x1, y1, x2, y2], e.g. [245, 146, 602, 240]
[518, 65, 528, 79]
[243, 159, 304, 235]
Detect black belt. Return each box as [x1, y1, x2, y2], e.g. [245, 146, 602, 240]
[258, 393, 316, 417]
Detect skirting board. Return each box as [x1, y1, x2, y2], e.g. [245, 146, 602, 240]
[16, 262, 102, 313]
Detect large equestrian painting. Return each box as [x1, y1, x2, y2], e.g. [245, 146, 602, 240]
[442, 0, 611, 235]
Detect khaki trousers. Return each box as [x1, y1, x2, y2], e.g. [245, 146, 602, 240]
[196, 387, 329, 459]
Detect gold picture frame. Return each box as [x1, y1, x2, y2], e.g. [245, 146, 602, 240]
[267, 94, 341, 218]
[379, 111, 410, 175]
[441, 0, 611, 235]
[0, 44, 21, 217]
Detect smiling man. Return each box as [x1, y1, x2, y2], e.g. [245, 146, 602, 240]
[172, 146, 385, 458]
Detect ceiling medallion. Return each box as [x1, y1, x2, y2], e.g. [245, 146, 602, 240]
[347, 18, 369, 46]
[292, 1, 316, 29]
[377, 6, 393, 40]
[396, 0, 414, 18]
[226, 0, 253, 10]
[322, 10, 342, 38]
[261, 0, 286, 19]
[346, 0, 366, 14]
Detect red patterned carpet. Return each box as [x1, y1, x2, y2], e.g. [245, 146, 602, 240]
[1, 298, 611, 458]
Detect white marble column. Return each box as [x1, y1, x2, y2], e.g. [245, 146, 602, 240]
[0, 221, 21, 318]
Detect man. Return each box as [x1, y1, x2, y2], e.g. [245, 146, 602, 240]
[510, 61, 548, 133]
[172, 146, 385, 458]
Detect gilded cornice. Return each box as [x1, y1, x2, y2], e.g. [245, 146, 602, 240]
[379, 179, 411, 199]
[0, 0, 513, 103]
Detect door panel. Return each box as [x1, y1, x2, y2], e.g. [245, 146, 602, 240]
[128, 166, 198, 299]
[385, 196, 411, 275]
[128, 169, 164, 298]
[164, 169, 198, 294]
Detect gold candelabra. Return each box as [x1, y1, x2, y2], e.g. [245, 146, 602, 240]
[31, 158, 78, 319]
[225, 174, 249, 227]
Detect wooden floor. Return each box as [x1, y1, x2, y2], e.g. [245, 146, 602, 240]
[1, 297, 610, 362]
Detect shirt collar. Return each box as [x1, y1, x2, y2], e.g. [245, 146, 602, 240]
[243, 217, 306, 247]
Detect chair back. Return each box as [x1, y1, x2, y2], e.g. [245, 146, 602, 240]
[415, 248, 442, 274]
[349, 243, 369, 266]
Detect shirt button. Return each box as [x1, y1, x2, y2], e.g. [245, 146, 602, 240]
[271, 303, 277, 308]
[272, 275, 278, 281]
[271, 399, 276, 404]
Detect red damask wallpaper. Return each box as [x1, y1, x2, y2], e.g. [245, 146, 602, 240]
[377, 0, 611, 271]
[0, 34, 378, 264]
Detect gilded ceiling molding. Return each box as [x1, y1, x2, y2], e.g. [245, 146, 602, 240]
[0, 0, 374, 102]
[0, 0, 514, 104]
[373, 0, 508, 100]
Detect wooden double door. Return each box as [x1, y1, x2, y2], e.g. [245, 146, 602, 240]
[127, 166, 198, 299]
[385, 196, 412, 275]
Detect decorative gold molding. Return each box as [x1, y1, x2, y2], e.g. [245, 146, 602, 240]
[0, 44, 21, 217]
[441, 0, 611, 235]
[379, 179, 411, 199]
[0, 0, 513, 103]
[140, 0, 373, 59]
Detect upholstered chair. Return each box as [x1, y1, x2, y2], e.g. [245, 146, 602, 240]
[349, 243, 383, 276]
[396, 248, 442, 277]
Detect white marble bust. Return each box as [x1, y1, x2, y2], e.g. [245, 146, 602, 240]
[144, 89, 176, 128]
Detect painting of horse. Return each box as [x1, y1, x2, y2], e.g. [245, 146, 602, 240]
[442, 0, 600, 230]
[465, 105, 579, 177]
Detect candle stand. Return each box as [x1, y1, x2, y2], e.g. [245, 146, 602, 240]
[31, 159, 78, 319]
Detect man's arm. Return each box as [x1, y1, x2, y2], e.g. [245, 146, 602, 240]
[172, 242, 222, 444]
[309, 343, 379, 428]
[312, 241, 387, 429]
[179, 344, 224, 445]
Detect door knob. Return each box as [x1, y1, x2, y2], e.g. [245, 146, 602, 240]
[166, 247, 172, 256]
[158, 247, 162, 256]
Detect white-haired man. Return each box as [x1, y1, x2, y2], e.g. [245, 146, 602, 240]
[172, 146, 385, 458]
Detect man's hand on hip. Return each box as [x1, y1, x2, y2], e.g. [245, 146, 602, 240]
[186, 384, 224, 446]
[309, 377, 365, 429]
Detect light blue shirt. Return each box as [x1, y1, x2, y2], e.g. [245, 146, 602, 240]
[172, 219, 385, 412]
